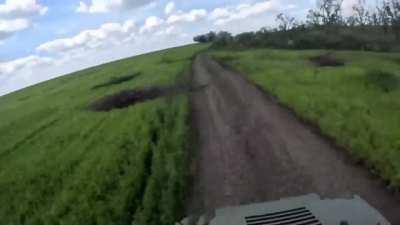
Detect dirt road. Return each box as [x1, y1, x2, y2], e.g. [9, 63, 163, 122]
[186, 54, 400, 223]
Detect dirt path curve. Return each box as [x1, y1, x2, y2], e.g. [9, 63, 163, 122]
[186, 54, 400, 224]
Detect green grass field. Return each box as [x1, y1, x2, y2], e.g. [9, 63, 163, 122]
[212, 49, 400, 188]
[0, 44, 208, 225]
[2, 42, 400, 224]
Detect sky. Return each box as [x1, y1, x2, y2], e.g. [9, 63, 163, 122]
[0, 0, 366, 96]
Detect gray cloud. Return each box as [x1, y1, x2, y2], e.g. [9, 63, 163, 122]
[122, 0, 156, 9]
[77, 0, 156, 13]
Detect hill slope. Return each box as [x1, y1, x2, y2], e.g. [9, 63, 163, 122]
[0, 44, 208, 225]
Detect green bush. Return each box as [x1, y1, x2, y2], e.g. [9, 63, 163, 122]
[365, 69, 399, 92]
[200, 26, 400, 52]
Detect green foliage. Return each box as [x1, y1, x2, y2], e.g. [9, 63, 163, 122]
[194, 0, 400, 51]
[0, 44, 209, 225]
[212, 48, 400, 188]
[365, 69, 399, 92]
[206, 26, 399, 52]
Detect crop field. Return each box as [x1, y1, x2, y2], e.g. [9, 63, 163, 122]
[0, 44, 208, 225]
[212, 49, 400, 189]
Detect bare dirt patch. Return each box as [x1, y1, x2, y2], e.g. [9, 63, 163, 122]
[90, 85, 190, 111]
[187, 54, 400, 224]
[92, 72, 140, 90]
[309, 53, 345, 67]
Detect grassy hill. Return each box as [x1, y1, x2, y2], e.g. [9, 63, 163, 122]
[2, 42, 400, 225]
[0, 44, 208, 225]
[212, 48, 400, 189]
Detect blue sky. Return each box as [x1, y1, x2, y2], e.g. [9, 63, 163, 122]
[0, 0, 364, 95]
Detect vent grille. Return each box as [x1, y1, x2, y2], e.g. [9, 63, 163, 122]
[245, 207, 321, 225]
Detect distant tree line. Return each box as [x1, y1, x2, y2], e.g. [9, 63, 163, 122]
[194, 0, 400, 51]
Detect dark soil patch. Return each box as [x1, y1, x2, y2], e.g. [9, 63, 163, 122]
[90, 85, 201, 111]
[92, 72, 140, 90]
[309, 53, 345, 67]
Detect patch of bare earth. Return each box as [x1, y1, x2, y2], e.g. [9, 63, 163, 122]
[90, 85, 188, 111]
[186, 54, 400, 224]
[309, 53, 345, 67]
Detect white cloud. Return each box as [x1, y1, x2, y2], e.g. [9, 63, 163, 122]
[0, 0, 47, 40]
[76, 1, 89, 13]
[37, 20, 136, 53]
[77, 0, 155, 13]
[0, 0, 47, 19]
[342, 0, 360, 17]
[0, 55, 53, 75]
[209, 8, 230, 20]
[210, 0, 281, 25]
[139, 16, 164, 33]
[0, 18, 29, 31]
[0, 18, 29, 39]
[164, 25, 176, 34]
[76, 0, 121, 13]
[164, 1, 175, 15]
[166, 9, 207, 24]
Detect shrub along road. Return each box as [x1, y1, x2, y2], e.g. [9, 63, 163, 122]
[186, 54, 399, 224]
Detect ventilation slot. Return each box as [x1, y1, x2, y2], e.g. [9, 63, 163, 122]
[245, 207, 321, 225]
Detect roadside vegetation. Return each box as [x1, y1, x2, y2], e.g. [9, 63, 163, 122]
[195, 0, 400, 52]
[212, 48, 400, 189]
[0, 44, 208, 225]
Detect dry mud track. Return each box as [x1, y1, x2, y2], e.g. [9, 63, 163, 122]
[186, 54, 400, 223]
